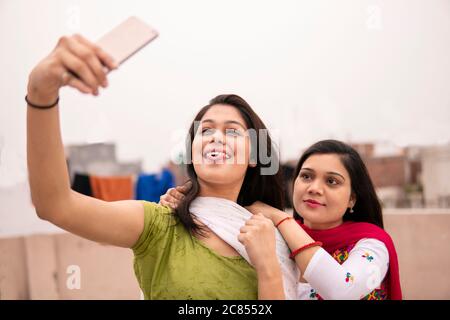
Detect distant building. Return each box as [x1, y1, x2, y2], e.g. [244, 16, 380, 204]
[421, 144, 450, 208]
[351, 143, 375, 158]
[283, 142, 450, 209]
[351, 143, 423, 208]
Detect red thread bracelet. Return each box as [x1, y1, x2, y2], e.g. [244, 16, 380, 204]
[289, 241, 323, 260]
[275, 216, 292, 228]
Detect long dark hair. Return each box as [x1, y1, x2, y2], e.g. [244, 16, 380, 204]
[175, 94, 285, 235]
[292, 140, 384, 229]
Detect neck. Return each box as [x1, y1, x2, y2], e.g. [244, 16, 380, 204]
[197, 179, 243, 202]
[303, 219, 343, 231]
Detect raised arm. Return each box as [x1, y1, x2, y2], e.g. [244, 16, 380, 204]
[27, 34, 144, 248]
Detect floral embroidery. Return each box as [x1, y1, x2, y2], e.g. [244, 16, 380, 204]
[362, 284, 388, 300]
[345, 272, 354, 283]
[332, 245, 353, 263]
[332, 243, 387, 300]
[362, 252, 374, 262]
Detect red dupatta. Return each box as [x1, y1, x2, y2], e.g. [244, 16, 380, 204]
[297, 220, 403, 300]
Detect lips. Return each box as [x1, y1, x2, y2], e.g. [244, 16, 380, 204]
[303, 199, 326, 208]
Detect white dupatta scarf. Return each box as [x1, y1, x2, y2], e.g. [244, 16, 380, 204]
[189, 196, 299, 300]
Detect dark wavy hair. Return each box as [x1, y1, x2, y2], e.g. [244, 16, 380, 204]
[175, 94, 285, 235]
[292, 139, 384, 229]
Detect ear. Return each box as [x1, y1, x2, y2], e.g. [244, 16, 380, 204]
[348, 192, 356, 208]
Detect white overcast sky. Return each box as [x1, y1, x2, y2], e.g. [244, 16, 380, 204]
[1, 0, 450, 187]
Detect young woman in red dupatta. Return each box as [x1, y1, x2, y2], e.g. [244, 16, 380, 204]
[162, 139, 402, 300]
[245, 140, 402, 300]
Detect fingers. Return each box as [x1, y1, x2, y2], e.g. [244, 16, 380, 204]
[237, 233, 245, 245]
[168, 187, 185, 201]
[73, 34, 118, 70]
[56, 34, 118, 95]
[177, 180, 193, 193]
[239, 225, 251, 233]
[159, 187, 185, 209]
[159, 194, 178, 209]
[58, 47, 100, 95]
[159, 182, 193, 209]
[244, 213, 266, 225]
[160, 200, 176, 211]
[240, 221, 266, 233]
[159, 198, 170, 208]
[65, 74, 96, 94]
[244, 218, 258, 227]
[239, 222, 275, 247]
[244, 215, 275, 236]
[68, 37, 107, 88]
[238, 233, 251, 246]
[160, 185, 187, 205]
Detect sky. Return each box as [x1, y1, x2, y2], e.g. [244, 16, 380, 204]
[1, 0, 449, 189]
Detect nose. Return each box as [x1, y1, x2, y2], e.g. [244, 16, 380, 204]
[307, 179, 324, 196]
[210, 130, 225, 144]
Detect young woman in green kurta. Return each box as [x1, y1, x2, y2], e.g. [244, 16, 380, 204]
[27, 34, 286, 299]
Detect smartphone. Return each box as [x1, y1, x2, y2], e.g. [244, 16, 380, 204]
[96, 16, 159, 68]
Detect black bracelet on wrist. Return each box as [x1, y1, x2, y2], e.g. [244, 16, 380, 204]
[25, 94, 59, 109]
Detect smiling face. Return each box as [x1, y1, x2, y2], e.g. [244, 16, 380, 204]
[191, 104, 255, 190]
[293, 153, 356, 230]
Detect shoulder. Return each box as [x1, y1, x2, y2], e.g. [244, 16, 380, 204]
[140, 200, 180, 231]
[132, 201, 180, 256]
[354, 238, 388, 251]
[140, 200, 176, 218]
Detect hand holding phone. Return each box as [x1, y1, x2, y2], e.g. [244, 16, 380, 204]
[27, 16, 159, 103]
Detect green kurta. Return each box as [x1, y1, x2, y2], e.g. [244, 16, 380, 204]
[132, 201, 258, 299]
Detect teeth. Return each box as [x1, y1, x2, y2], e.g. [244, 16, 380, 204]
[205, 151, 231, 160]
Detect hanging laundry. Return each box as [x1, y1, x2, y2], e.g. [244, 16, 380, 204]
[66, 143, 117, 184]
[71, 173, 93, 196]
[90, 175, 134, 201]
[135, 169, 175, 202]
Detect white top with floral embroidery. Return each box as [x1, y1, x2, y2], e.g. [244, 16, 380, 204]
[297, 238, 389, 300]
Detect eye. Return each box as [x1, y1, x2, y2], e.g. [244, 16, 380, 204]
[201, 128, 214, 135]
[299, 173, 312, 181]
[225, 128, 241, 136]
[327, 177, 339, 186]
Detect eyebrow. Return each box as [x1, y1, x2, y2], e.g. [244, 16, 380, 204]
[201, 119, 246, 130]
[301, 167, 346, 180]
